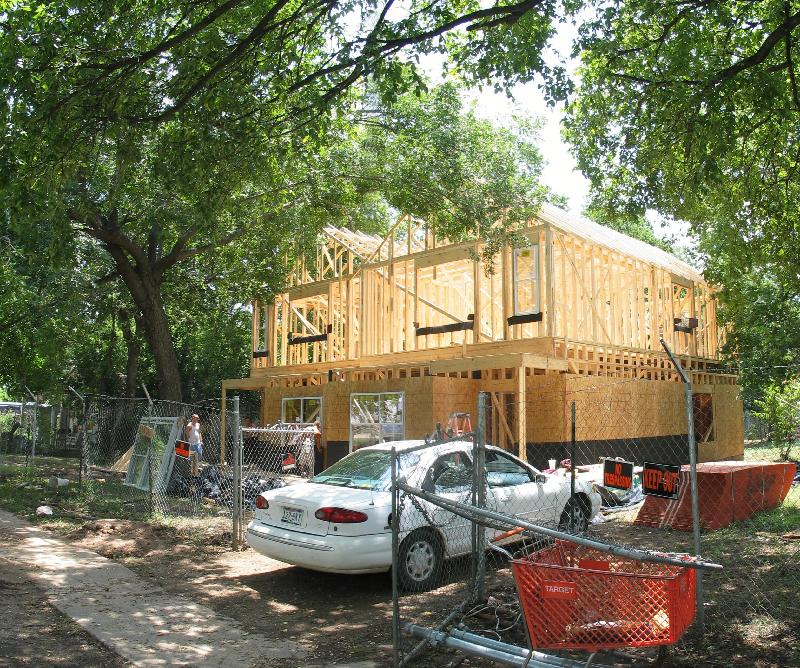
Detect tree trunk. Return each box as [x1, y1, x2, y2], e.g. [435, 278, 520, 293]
[107, 249, 184, 402]
[137, 287, 183, 402]
[119, 310, 142, 398]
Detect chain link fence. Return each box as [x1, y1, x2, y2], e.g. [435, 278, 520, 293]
[79, 397, 316, 522]
[392, 355, 799, 666]
[0, 395, 89, 466]
[1, 392, 317, 546]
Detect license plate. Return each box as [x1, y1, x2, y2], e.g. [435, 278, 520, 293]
[281, 507, 303, 526]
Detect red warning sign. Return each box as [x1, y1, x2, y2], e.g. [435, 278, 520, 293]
[603, 459, 634, 490]
[642, 462, 680, 499]
[175, 440, 190, 458]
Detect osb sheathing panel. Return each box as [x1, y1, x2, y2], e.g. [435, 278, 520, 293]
[263, 376, 442, 443]
[565, 376, 687, 442]
[524, 374, 568, 443]
[523, 375, 743, 462]
[431, 377, 480, 434]
[261, 372, 743, 458]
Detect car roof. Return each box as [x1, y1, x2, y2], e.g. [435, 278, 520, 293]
[363, 439, 473, 453]
[345, 440, 540, 474]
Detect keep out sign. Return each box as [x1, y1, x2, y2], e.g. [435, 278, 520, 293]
[642, 462, 680, 499]
[603, 459, 634, 490]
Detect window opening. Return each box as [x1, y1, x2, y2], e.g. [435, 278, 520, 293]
[281, 397, 322, 424]
[692, 393, 714, 443]
[513, 245, 540, 315]
[349, 392, 404, 452]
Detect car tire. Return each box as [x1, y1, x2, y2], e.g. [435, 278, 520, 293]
[398, 529, 444, 592]
[558, 497, 589, 534]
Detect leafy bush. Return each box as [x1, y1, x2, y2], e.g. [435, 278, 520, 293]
[753, 378, 800, 461]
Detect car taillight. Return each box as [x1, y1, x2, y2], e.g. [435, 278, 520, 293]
[255, 495, 269, 510]
[314, 507, 368, 523]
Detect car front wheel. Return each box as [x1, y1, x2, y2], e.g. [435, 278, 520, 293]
[397, 529, 444, 592]
[558, 497, 589, 534]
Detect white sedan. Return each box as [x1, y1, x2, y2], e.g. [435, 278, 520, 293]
[246, 440, 601, 590]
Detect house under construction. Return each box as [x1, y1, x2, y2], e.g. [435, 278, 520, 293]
[223, 203, 743, 468]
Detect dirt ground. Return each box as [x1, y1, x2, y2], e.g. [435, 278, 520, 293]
[0, 560, 130, 668]
[48, 517, 396, 667]
[1, 455, 797, 668]
[22, 513, 795, 668]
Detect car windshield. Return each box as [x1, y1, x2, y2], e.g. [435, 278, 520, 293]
[311, 449, 420, 491]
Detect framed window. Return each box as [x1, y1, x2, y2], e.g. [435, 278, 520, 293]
[513, 245, 540, 315]
[281, 397, 322, 424]
[349, 392, 404, 452]
[124, 416, 182, 492]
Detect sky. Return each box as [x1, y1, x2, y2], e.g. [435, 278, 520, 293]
[463, 20, 591, 216]
[467, 81, 591, 215]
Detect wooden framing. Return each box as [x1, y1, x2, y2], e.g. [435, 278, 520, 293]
[250, 203, 724, 377]
[226, 203, 741, 466]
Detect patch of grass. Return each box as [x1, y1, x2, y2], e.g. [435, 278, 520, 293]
[744, 440, 798, 462]
[0, 456, 233, 549]
[0, 459, 151, 528]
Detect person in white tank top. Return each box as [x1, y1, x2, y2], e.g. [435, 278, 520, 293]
[186, 414, 202, 450]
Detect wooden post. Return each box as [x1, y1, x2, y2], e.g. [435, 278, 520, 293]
[473, 256, 481, 344]
[502, 248, 511, 341]
[545, 225, 554, 337]
[517, 366, 527, 461]
[220, 384, 227, 463]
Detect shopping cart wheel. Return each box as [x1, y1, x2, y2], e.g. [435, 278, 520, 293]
[558, 497, 590, 534]
[398, 528, 444, 592]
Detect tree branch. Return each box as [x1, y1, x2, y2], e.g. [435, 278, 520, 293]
[69, 208, 151, 272]
[146, 0, 301, 123]
[708, 9, 800, 86]
[79, 0, 247, 73]
[784, 1, 800, 111]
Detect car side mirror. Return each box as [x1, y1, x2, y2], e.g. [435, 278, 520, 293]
[534, 473, 547, 485]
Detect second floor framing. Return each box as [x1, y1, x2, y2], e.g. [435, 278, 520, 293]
[250, 204, 724, 376]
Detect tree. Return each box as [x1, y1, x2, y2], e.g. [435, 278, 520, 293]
[2, 1, 560, 401]
[563, 1, 800, 298]
[713, 268, 800, 405]
[753, 377, 800, 460]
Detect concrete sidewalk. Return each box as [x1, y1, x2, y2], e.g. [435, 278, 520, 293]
[0, 510, 306, 667]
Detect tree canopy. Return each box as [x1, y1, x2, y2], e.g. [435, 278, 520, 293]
[1, 0, 560, 400]
[7, 0, 799, 404]
[563, 0, 800, 398]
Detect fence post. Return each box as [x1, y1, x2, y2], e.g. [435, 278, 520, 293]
[232, 394, 241, 550]
[142, 384, 155, 516]
[473, 392, 487, 601]
[25, 386, 37, 467]
[391, 445, 400, 668]
[570, 400, 576, 501]
[68, 386, 86, 486]
[661, 338, 704, 631]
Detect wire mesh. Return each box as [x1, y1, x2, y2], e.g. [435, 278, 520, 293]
[238, 423, 317, 524]
[81, 397, 236, 518]
[394, 378, 800, 667]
